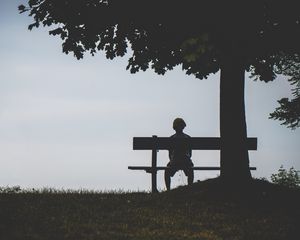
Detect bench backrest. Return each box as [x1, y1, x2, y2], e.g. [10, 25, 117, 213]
[133, 137, 257, 150]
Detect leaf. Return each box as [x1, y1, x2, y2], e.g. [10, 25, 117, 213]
[28, 22, 39, 30]
[18, 5, 27, 13]
[49, 28, 64, 36]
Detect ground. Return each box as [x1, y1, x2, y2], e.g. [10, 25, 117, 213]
[0, 178, 299, 240]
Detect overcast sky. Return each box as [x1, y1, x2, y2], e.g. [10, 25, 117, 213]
[0, 0, 299, 191]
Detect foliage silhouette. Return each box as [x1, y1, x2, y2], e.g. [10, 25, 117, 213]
[269, 54, 300, 129]
[19, 0, 300, 182]
[271, 166, 300, 188]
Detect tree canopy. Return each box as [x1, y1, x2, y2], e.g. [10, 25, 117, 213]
[19, 0, 300, 80]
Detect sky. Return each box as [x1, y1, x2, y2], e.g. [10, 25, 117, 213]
[0, 0, 299, 191]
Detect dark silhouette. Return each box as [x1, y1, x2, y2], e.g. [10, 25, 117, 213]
[19, 1, 300, 183]
[165, 118, 194, 190]
[269, 54, 300, 129]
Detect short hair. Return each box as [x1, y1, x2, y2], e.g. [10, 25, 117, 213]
[173, 118, 186, 130]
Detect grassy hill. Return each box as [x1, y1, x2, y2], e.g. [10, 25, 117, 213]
[0, 178, 299, 240]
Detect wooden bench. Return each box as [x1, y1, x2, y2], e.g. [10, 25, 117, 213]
[129, 135, 257, 192]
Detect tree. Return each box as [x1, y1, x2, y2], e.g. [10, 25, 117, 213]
[271, 166, 300, 188]
[19, 0, 300, 182]
[269, 54, 300, 129]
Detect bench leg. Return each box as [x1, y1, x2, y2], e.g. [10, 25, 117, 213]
[151, 138, 158, 193]
[151, 171, 158, 193]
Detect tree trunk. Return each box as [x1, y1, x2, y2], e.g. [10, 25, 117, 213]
[220, 55, 252, 182]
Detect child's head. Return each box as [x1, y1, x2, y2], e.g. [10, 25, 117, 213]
[173, 118, 186, 132]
